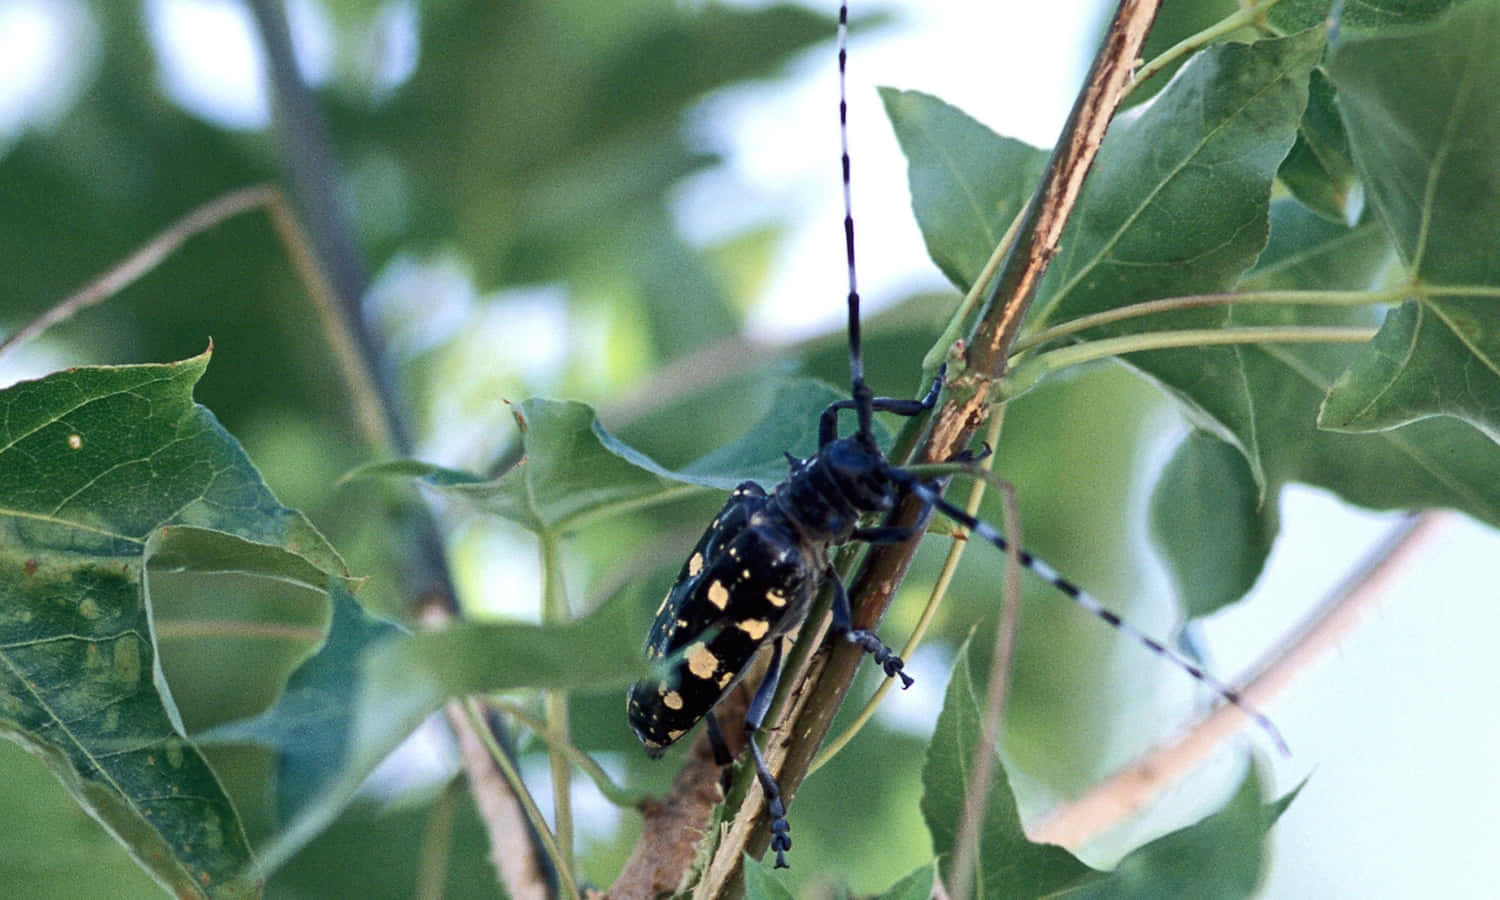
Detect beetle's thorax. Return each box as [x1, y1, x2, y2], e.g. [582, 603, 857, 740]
[768, 436, 895, 544]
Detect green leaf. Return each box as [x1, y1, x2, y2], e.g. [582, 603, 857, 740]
[1029, 30, 1325, 480]
[1320, 297, 1500, 442]
[876, 862, 938, 900]
[197, 582, 404, 825]
[0, 740, 164, 898]
[922, 636, 1289, 898]
[1230, 201, 1500, 523]
[743, 852, 797, 900]
[920, 636, 1097, 897]
[1278, 69, 1359, 223]
[1330, 0, 1500, 284]
[372, 398, 704, 534]
[881, 88, 1049, 291]
[0, 351, 345, 898]
[1149, 430, 1276, 618]
[233, 579, 648, 877]
[895, 25, 1500, 594]
[1268, 0, 1461, 33]
[1316, 0, 1500, 441]
[365, 379, 857, 535]
[145, 525, 340, 590]
[678, 379, 874, 485]
[1034, 30, 1324, 326]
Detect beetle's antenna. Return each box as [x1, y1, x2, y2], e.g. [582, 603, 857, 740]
[838, 3, 874, 440]
[894, 472, 1290, 755]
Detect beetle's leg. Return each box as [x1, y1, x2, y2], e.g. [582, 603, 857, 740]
[850, 524, 918, 543]
[827, 565, 913, 688]
[818, 365, 946, 446]
[744, 639, 792, 868]
[704, 712, 734, 767]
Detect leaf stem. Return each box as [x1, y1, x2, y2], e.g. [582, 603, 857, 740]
[0, 186, 264, 356]
[489, 699, 646, 807]
[948, 474, 1023, 900]
[1011, 286, 1406, 355]
[1121, 0, 1283, 102]
[462, 698, 579, 899]
[414, 782, 459, 900]
[538, 533, 575, 875]
[1424, 283, 1500, 297]
[1002, 325, 1378, 399]
[558, 483, 706, 534]
[921, 208, 1026, 375]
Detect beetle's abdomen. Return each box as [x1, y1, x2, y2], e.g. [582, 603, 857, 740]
[628, 483, 813, 755]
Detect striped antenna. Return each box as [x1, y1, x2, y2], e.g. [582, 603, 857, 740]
[837, 3, 875, 439]
[894, 473, 1289, 754]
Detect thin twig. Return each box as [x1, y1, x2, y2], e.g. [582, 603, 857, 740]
[1002, 326, 1379, 399]
[414, 781, 460, 900]
[1009, 286, 1406, 355]
[539, 534, 576, 873]
[1122, 0, 1283, 101]
[1029, 511, 1447, 847]
[489, 699, 646, 807]
[0, 183, 397, 453]
[947, 476, 1023, 900]
[0, 186, 273, 359]
[463, 698, 580, 899]
[443, 701, 551, 900]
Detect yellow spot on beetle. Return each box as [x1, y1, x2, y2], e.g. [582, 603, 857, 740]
[718, 670, 733, 688]
[687, 643, 718, 679]
[707, 580, 730, 609]
[688, 552, 704, 577]
[667, 729, 686, 742]
[767, 589, 787, 608]
[663, 690, 684, 710]
[736, 619, 770, 640]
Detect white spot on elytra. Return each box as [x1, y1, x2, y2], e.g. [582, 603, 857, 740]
[707, 580, 730, 609]
[688, 552, 704, 577]
[687, 643, 718, 679]
[736, 619, 770, 640]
